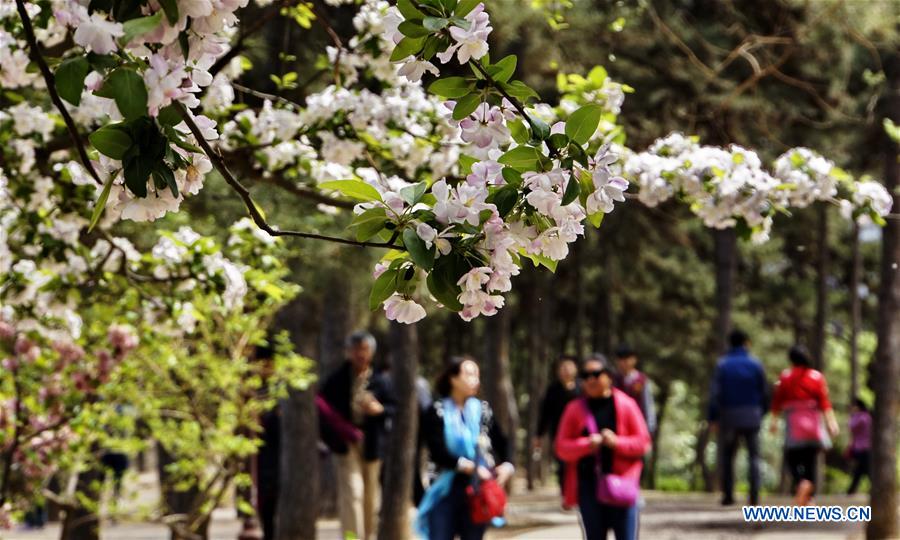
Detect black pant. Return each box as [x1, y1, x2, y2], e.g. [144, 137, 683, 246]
[427, 479, 487, 540]
[719, 427, 760, 504]
[258, 489, 277, 540]
[847, 450, 870, 495]
[785, 447, 818, 493]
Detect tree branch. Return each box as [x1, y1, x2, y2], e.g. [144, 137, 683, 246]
[15, 0, 103, 186]
[176, 104, 398, 249]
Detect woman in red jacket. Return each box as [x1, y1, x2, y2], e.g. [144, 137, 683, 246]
[769, 345, 839, 505]
[555, 354, 651, 540]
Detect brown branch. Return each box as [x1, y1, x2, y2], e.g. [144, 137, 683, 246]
[209, 0, 293, 77]
[255, 174, 356, 210]
[15, 0, 102, 186]
[176, 104, 398, 249]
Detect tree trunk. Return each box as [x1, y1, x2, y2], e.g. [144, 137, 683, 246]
[524, 269, 546, 491]
[812, 204, 830, 370]
[59, 467, 102, 540]
[377, 322, 420, 540]
[867, 50, 900, 540]
[274, 298, 320, 540]
[849, 221, 861, 402]
[572, 240, 586, 359]
[712, 228, 737, 354]
[157, 444, 210, 540]
[482, 308, 520, 482]
[647, 381, 671, 490]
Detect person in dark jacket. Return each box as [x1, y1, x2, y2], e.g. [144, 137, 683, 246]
[533, 355, 578, 495]
[708, 329, 769, 506]
[416, 356, 515, 540]
[319, 331, 397, 540]
[613, 344, 656, 435]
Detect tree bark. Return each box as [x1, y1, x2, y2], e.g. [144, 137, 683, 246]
[647, 381, 671, 490]
[849, 221, 861, 401]
[523, 269, 547, 491]
[59, 466, 102, 540]
[712, 228, 737, 354]
[482, 308, 520, 480]
[274, 298, 320, 540]
[867, 50, 900, 540]
[156, 444, 210, 540]
[377, 322, 419, 540]
[812, 204, 830, 370]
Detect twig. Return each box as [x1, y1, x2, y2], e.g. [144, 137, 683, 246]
[15, 0, 102, 186]
[176, 104, 399, 249]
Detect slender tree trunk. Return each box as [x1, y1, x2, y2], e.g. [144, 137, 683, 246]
[378, 322, 420, 540]
[523, 270, 544, 491]
[157, 445, 210, 540]
[812, 204, 830, 370]
[647, 382, 671, 490]
[849, 221, 861, 401]
[867, 50, 900, 540]
[274, 298, 320, 540]
[713, 228, 737, 354]
[572, 241, 586, 359]
[482, 308, 520, 479]
[701, 228, 737, 492]
[59, 466, 102, 540]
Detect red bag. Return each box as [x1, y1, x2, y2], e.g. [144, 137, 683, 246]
[466, 479, 507, 524]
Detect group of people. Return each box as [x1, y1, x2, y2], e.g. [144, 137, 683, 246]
[258, 328, 872, 540]
[708, 330, 872, 507]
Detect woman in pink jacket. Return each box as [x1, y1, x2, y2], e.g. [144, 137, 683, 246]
[555, 354, 651, 540]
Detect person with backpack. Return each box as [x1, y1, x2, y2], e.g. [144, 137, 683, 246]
[555, 353, 651, 540]
[769, 345, 839, 505]
[416, 356, 514, 540]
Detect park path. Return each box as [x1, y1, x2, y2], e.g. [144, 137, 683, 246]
[3, 488, 871, 540]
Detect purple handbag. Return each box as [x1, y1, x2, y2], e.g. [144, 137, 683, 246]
[581, 398, 640, 507]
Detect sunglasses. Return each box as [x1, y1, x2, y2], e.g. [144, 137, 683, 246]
[581, 369, 607, 379]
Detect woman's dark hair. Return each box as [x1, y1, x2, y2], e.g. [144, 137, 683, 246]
[853, 397, 869, 412]
[789, 345, 812, 367]
[435, 355, 476, 397]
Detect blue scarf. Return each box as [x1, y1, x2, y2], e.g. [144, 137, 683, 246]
[415, 397, 482, 538]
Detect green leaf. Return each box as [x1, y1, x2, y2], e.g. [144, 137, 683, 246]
[55, 57, 90, 106]
[884, 118, 900, 143]
[421, 35, 446, 60]
[369, 269, 398, 311]
[452, 93, 481, 120]
[508, 119, 528, 144]
[428, 76, 471, 98]
[152, 164, 178, 198]
[455, 0, 480, 16]
[105, 68, 148, 121]
[587, 211, 605, 228]
[521, 250, 558, 272]
[530, 115, 551, 141]
[319, 180, 383, 202]
[398, 20, 431, 38]
[548, 132, 568, 151]
[120, 12, 162, 45]
[163, 125, 202, 153]
[390, 36, 425, 62]
[89, 124, 133, 159]
[397, 0, 425, 19]
[422, 16, 448, 31]
[561, 175, 580, 206]
[400, 182, 427, 205]
[158, 0, 179, 24]
[157, 104, 182, 126]
[500, 80, 539, 102]
[349, 208, 388, 242]
[458, 154, 478, 174]
[426, 261, 463, 311]
[501, 167, 523, 186]
[488, 55, 516, 84]
[498, 146, 541, 172]
[402, 229, 435, 270]
[490, 185, 518, 218]
[440, 0, 458, 11]
[565, 104, 603, 145]
[123, 157, 151, 198]
[89, 175, 115, 232]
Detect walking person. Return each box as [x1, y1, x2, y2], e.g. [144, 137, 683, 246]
[555, 354, 651, 540]
[416, 356, 515, 540]
[613, 345, 656, 435]
[707, 329, 768, 506]
[846, 397, 872, 495]
[319, 331, 397, 540]
[769, 345, 839, 506]
[533, 355, 579, 495]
